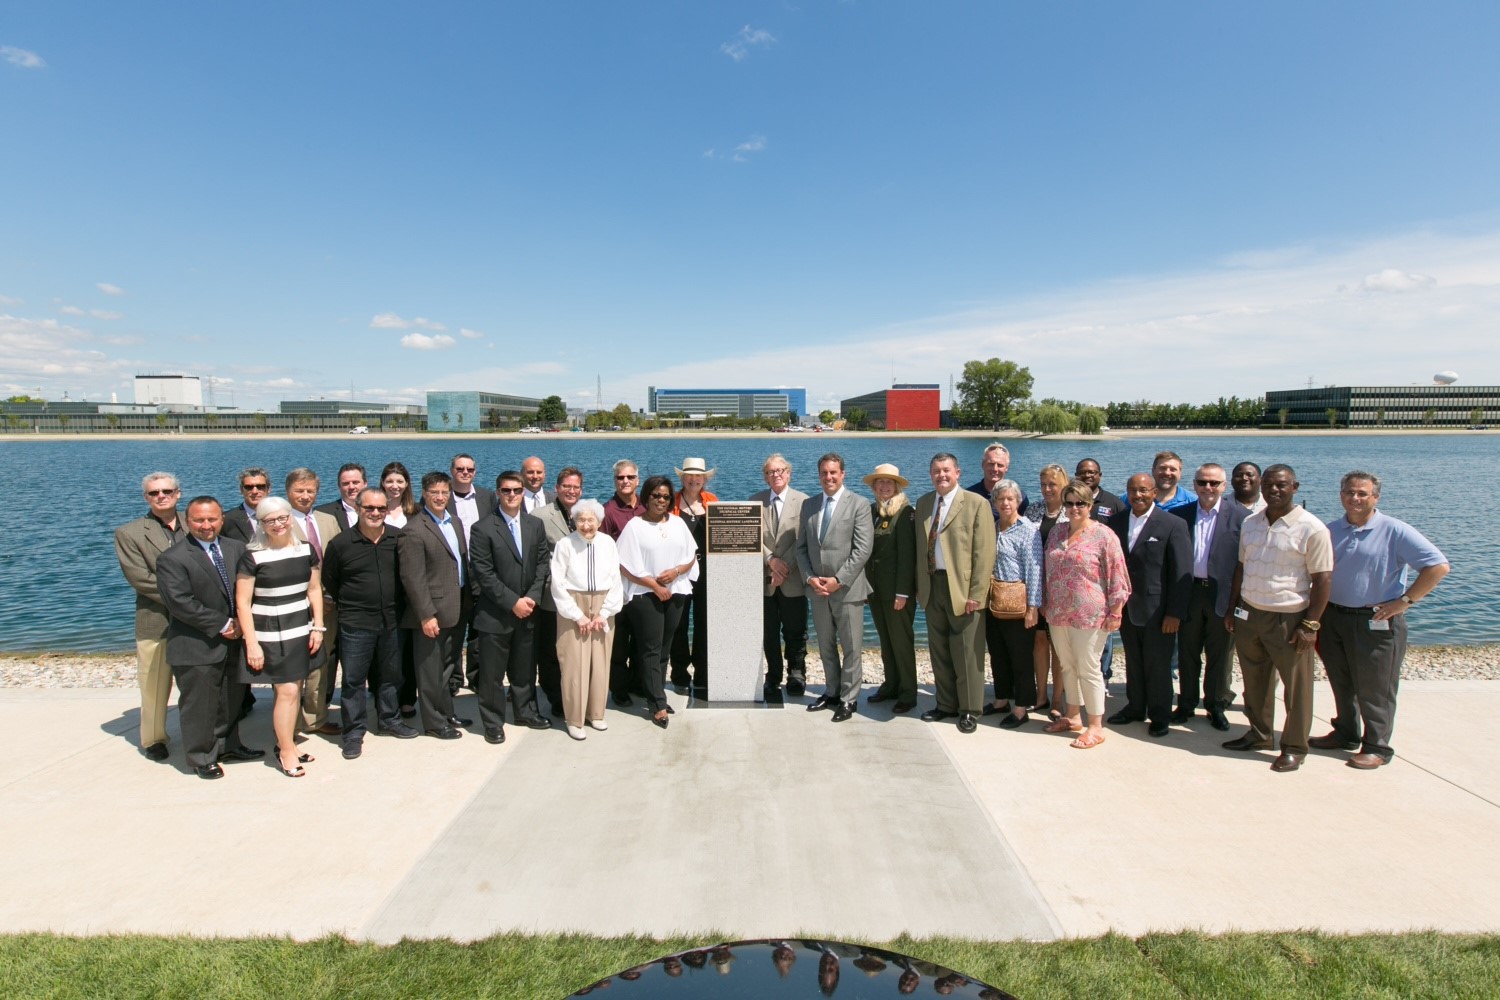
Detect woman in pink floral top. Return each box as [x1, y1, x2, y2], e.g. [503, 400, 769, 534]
[1042, 479, 1130, 748]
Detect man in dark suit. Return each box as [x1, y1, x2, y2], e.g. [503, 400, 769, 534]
[446, 453, 494, 693]
[399, 471, 474, 740]
[1170, 463, 1250, 730]
[796, 453, 874, 722]
[220, 467, 271, 542]
[1108, 473, 1192, 737]
[470, 469, 553, 742]
[155, 497, 264, 778]
[317, 463, 367, 529]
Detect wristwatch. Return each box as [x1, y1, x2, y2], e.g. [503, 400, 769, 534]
[1299, 619, 1321, 632]
[1399, 593, 1415, 606]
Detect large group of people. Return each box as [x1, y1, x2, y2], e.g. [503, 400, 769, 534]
[114, 444, 1448, 779]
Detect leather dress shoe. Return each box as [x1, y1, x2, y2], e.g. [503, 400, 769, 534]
[831, 702, 855, 722]
[221, 746, 265, 762]
[1106, 710, 1144, 725]
[521, 716, 552, 730]
[1222, 733, 1273, 751]
[921, 708, 957, 723]
[1208, 709, 1231, 731]
[447, 715, 473, 728]
[1148, 721, 1170, 738]
[956, 713, 978, 734]
[1347, 752, 1390, 770]
[763, 686, 784, 705]
[999, 712, 1027, 729]
[194, 763, 225, 780]
[891, 701, 915, 714]
[1170, 707, 1196, 724]
[786, 675, 807, 697]
[484, 727, 506, 744]
[868, 690, 894, 704]
[1309, 731, 1360, 751]
[341, 742, 363, 759]
[1270, 752, 1305, 773]
[807, 696, 838, 712]
[426, 726, 463, 740]
[143, 742, 169, 762]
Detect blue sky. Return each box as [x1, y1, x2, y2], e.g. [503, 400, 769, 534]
[3, 2, 1498, 414]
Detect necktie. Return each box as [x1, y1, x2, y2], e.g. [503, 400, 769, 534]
[209, 541, 232, 601]
[770, 495, 781, 533]
[928, 495, 944, 575]
[819, 496, 834, 542]
[303, 514, 322, 560]
[509, 517, 522, 558]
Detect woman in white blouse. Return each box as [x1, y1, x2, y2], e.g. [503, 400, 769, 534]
[549, 500, 624, 741]
[616, 476, 700, 729]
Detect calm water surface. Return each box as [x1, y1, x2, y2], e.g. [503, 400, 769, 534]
[0, 433, 1488, 650]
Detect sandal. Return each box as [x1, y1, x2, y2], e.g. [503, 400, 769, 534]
[279, 762, 307, 777]
[1044, 717, 1083, 734]
[1069, 732, 1107, 750]
[274, 746, 315, 764]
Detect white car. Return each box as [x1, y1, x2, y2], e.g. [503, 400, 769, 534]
[349, 425, 369, 435]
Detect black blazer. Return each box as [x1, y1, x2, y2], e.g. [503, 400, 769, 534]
[219, 505, 254, 543]
[156, 535, 248, 666]
[316, 499, 360, 529]
[1109, 508, 1192, 626]
[1170, 500, 1250, 617]
[469, 511, 550, 634]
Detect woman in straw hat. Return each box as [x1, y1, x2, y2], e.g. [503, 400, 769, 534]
[669, 458, 717, 694]
[862, 463, 918, 713]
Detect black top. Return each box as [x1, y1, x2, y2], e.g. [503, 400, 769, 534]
[321, 524, 404, 628]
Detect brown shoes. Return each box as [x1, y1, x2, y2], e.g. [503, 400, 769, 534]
[1308, 731, 1360, 751]
[1270, 752, 1305, 773]
[1347, 752, 1389, 770]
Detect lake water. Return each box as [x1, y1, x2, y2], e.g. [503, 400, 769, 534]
[0, 433, 1489, 651]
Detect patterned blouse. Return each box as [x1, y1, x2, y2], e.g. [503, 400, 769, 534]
[993, 517, 1044, 608]
[1042, 522, 1130, 629]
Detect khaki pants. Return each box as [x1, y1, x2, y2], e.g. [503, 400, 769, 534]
[135, 637, 174, 747]
[300, 601, 338, 732]
[1235, 606, 1314, 754]
[558, 591, 614, 729]
[1050, 625, 1108, 718]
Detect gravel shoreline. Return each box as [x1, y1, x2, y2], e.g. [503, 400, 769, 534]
[4, 644, 1497, 690]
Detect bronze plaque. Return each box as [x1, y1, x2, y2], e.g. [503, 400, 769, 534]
[707, 502, 762, 555]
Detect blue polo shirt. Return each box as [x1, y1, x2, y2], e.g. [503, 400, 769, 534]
[1326, 510, 1447, 607]
[1155, 485, 1195, 512]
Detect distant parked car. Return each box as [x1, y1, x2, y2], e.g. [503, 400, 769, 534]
[349, 425, 369, 435]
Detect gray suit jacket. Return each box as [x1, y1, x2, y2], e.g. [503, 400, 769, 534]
[114, 511, 186, 639]
[156, 535, 246, 666]
[796, 490, 874, 603]
[1171, 499, 1250, 617]
[530, 500, 574, 611]
[750, 486, 809, 597]
[398, 510, 471, 630]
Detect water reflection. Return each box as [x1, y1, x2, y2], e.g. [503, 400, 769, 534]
[569, 939, 1013, 998]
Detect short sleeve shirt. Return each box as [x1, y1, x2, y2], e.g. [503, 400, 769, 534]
[1326, 510, 1447, 607]
[1238, 505, 1333, 612]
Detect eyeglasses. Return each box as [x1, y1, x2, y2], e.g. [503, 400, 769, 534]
[360, 504, 388, 513]
[1194, 479, 1224, 487]
[497, 486, 525, 495]
[146, 488, 178, 497]
[261, 515, 291, 526]
[615, 474, 638, 481]
[241, 482, 269, 492]
[1062, 500, 1090, 509]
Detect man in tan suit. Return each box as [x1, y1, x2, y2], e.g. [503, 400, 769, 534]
[750, 453, 809, 703]
[287, 467, 345, 736]
[914, 452, 997, 734]
[114, 471, 187, 760]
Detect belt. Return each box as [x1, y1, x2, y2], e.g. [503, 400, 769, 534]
[1327, 602, 1375, 615]
[1193, 578, 1213, 588]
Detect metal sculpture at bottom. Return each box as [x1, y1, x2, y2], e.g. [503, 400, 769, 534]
[568, 939, 1015, 998]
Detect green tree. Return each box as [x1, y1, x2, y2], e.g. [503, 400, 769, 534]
[1032, 403, 1077, 435]
[1009, 409, 1034, 432]
[1471, 406, 1485, 427]
[252, 412, 268, 432]
[1375, 407, 1386, 428]
[784, 410, 798, 427]
[1423, 407, 1436, 426]
[536, 395, 568, 425]
[610, 402, 635, 428]
[1077, 407, 1106, 435]
[155, 413, 168, 431]
[105, 413, 120, 431]
[56, 413, 70, 431]
[1278, 407, 1290, 429]
[955, 358, 1034, 430]
[818, 409, 835, 425]
[1326, 407, 1339, 429]
[846, 406, 868, 429]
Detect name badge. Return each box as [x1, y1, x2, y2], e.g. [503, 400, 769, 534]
[1369, 618, 1390, 632]
[1234, 606, 1250, 621]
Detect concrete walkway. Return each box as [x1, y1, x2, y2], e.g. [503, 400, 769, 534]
[2, 678, 1496, 940]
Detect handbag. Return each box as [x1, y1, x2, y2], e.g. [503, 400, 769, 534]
[988, 579, 1028, 619]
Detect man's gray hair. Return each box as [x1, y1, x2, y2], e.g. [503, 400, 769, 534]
[141, 471, 178, 492]
[1340, 470, 1381, 495]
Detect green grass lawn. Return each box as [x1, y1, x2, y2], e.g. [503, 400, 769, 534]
[3, 931, 1497, 998]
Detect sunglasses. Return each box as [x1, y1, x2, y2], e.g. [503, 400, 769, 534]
[615, 474, 638, 481]
[1194, 479, 1224, 487]
[360, 504, 388, 513]
[146, 488, 178, 497]
[241, 483, 269, 492]
[498, 486, 525, 495]
[1062, 500, 1090, 509]
[648, 492, 672, 501]
[452, 466, 475, 474]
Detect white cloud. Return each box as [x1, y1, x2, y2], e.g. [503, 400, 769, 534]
[58, 305, 85, 316]
[0, 294, 21, 306]
[96, 282, 126, 296]
[0, 314, 139, 383]
[89, 309, 123, 320]
[1, 46, 45, 70]
[721, 25, 776, 61]
[1357, 268, 1436, 293]
[370, 312, 411, 329]
[413, 316, 447, 331]
[732, 134, 767, 162]
[459, 328, 484, 339]
[400, 332, 456, 351]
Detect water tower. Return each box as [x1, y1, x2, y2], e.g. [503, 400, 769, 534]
[1434, 371, 1459, 385]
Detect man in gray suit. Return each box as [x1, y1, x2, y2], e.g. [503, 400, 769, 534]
[750, 453, 810, 703]
[155, 497, 262, 778]
[796, 453, 874, 722]
[114, 471, 186, 761]
[399, 471, 473, 740]
[530, 466, 585, 717]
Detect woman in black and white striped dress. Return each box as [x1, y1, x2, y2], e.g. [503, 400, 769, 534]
[236, 496, 325, 777]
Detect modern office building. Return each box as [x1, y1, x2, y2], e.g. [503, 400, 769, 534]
[134, 375, 203, 409]
[280, 399, 424, 417]
[1264, 384, 1500, 427]
[426, 390, 543, 430]
[648, 386, 807, 419]
[840, 384, 941, 430]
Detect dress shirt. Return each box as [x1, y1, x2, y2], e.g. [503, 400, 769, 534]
[524, 489, 546, 514]
[1191, 500, 1220, 578]
[1326, 510, 1447, 607]
[426, 507, 465, 587]
[549, 533, 626, 623]
[298, 511, 323, 558]
[450, 491, 480, 540]
[817, 487, 846, 540]
[1238, 506, 1333, 612]
[193, 536, 238, 635]
[500, 511, 524, 559]
[993, 518, 1044, 608]
[1127, 510, 1150, 551]
[930, 488, 958, 572]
